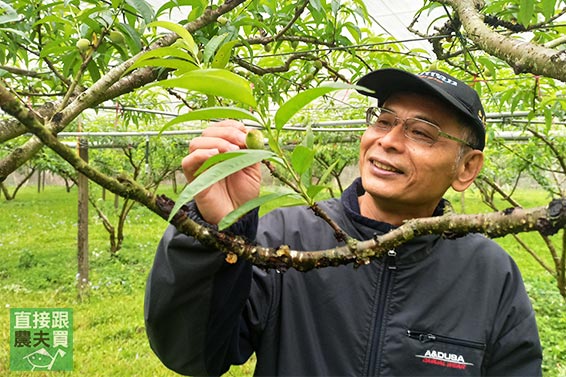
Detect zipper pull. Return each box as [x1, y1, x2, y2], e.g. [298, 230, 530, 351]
[387, 249, 397, 270]
[407, 330, 436, 343]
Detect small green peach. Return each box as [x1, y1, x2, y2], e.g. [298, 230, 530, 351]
[76, 38, 91, 52]
[245, 129, 265, 150]
[109, 30, 125, 44]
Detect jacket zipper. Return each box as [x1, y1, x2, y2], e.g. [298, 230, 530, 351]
[407, 330, 486, 350]
[365, 250, 397, 376]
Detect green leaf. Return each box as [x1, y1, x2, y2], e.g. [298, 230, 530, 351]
[544, 107, 553, 129]
[160, 107, 262, 133]
[518, 0, 535, 26]
[195, 149, 279, 176]
[148, 20, 198, 58]
[203, 33, 229, 65]
[302, 124, 314, 148]
[131, 46, 196, 66]
[343, 22, 362, 43]
[130, 57, 198, 74]
[148, 68, 257, 108]
[126, 0, 155, 24]
[157, 0, 207, 19]
[306, 184, 327, 201]
[274, 83, 360, 131]
[291, 145, 315, 175]
[541, 0, 557, 20]
[168, 150, 274, 221]
[218, 192, 295, 230]
[212, 40, 239, 69]
[318, 159, 339, 186]
[331, 0, 340, 15]
[87, 59, 101, 83]
[0, 26, 26, 38]
[309, 0, 323, 13]
[0, 1, 20, 25]
[118, 23, 143, 54]
[33, 15, 73, 27]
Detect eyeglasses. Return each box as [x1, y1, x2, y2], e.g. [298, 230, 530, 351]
[365, 107, 474, 148]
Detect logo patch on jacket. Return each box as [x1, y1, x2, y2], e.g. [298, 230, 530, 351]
[415, 349, 473, 370]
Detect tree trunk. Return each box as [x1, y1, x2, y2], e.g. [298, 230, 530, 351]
[77, 140, 89, 300]
[0, 182, 12, 200]
[37, 170, 41, 193]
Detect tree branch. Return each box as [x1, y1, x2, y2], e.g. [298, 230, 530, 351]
[273, 0, 309, 41]
[234, 53, 320, 75]
[10, 91, 566, 271]
[263, 160, 349, 242]
[0, 65, 50, 78]
[158, 195, 566, 271]
[0, 82, 49, 182]
[439, 0, 566, 81]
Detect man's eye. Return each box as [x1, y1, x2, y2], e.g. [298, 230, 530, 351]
[407, 122, 436, 141]
[377, 118, 393, 127]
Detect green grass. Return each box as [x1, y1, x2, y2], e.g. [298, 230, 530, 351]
[0, 185, 564, 376]
[0, 186, 178, 376]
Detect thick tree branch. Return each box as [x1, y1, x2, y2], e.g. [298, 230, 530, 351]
[439, 0, 566, 81]
[0, 118, 29, 143]
[7, 78, 564, 272]
[10, 91, 566, 272]
[0, 65, 50, 78]
[156, 195, 566, 271]
[0, 83, 49, 182]
[476, 177, 557, 274]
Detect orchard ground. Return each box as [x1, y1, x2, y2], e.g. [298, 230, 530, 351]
[0, 185, 564, 376]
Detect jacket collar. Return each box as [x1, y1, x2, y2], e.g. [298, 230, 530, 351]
[341, 178, 448, 230]
[341, 178, 446, 264]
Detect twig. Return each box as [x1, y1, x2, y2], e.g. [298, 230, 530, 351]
[263, 160, 350, 242]
[273, 0, 309, 41]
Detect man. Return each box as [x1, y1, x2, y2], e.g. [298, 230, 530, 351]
[144, 68, 542, 376]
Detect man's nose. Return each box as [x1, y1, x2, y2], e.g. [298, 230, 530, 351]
[378, 120, 406, 148]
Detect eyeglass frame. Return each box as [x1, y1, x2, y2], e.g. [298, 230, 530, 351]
[365, 106, 475, 149]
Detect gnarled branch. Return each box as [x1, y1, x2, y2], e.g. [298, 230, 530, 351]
[438, 0, 566, 81]
[7, 86, 566, 272]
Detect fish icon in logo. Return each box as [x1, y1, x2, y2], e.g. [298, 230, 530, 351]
[23, 348, 66, 370]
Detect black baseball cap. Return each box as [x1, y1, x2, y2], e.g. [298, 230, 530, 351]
[357, 68, 487, 150]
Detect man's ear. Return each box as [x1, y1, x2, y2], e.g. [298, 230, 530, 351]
[451, 150, 484, 192]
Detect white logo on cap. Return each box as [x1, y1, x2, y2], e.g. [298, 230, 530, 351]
[420, 72, 458, 86]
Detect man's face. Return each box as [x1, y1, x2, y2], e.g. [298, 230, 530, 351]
[358, 92, 471, 222]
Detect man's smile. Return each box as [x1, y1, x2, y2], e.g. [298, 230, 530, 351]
[370, 158, 404, 174]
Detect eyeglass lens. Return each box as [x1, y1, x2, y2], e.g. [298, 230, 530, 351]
[367, 108, 440, 145]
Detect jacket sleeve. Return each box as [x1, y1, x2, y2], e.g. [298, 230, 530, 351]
[484, 256, 543, 376]
[144, 204, 259, 376]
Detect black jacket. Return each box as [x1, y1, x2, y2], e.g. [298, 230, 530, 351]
[145, 179, 542, 376]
